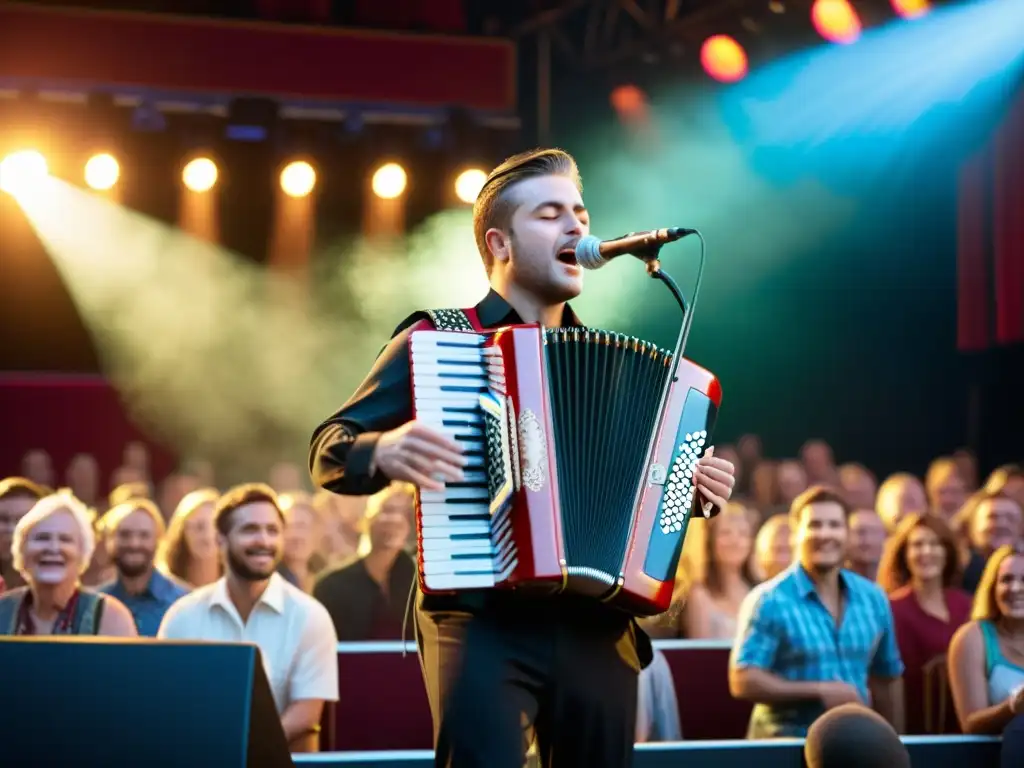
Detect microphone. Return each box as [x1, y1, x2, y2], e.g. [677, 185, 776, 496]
[574, 227, 696, 270]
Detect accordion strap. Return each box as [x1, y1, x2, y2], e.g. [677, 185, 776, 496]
[424, 307, 483, 332]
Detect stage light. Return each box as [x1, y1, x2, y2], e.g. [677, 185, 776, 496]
[811, 0, 862, 44]
[700, 35, 749, 83]
[182, 157, 218, 193]
[280, 161, 316, 198]
[0, 150, 49, 196]
[610, 85, 646, 114]
[84, 153, 120, 191]
[890, 0, 930, 19]
[454, 168, 487, 204]
[371, 162, 407, 200]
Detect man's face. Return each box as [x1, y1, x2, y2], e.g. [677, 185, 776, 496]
[0, 495, 37, 558]
[369, 493, 413, 551]
[931, 466, 967, 520]
[110, 509, 159, 579]
[222, 501, 284, 581]
[777, 461, 808, 504]
[794, 501, 848, 573]
[491, 175, 589, 305]
[847, 510, 886, 568]
[972, 498, 1023, 554]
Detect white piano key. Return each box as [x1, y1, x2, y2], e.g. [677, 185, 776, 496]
[420, 501, 490, 517]
[412, 362, 487, 375]
[412, 332, 485, 346]
[420, 539, 496, 556]
[423, 572, 497, 590]
[412, 347, 485, 362]
[421, 489, 489, 504]
[422, 557, 498, 576]
[412, 374, 489, 389]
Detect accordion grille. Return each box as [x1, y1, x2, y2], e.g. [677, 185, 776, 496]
[544, 328, 672, 580]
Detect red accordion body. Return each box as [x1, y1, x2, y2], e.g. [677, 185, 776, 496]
[409, 322, 721, 617]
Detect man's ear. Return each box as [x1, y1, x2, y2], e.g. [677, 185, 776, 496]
[485, 228, 511, 265]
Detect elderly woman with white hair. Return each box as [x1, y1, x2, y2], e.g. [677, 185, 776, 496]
[0, 491, 137, 636]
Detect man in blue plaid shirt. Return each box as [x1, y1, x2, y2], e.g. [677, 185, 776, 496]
[729, 486, 905, 738]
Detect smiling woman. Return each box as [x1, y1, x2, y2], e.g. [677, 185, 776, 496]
[0, 490, 137, 637]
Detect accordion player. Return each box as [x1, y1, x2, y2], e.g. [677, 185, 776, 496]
[409, 322, 721, 617]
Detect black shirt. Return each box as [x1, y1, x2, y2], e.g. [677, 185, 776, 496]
[308, 289, 651, 666]
[313, 551, 416, 641]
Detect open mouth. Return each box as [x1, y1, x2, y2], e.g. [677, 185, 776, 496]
[556, 245, 578, 265]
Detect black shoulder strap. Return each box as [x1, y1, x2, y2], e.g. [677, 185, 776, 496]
[424, 308, 476, 332]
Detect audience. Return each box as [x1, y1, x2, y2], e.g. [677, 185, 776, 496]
[0, 477, 50, 589]
[158, 483, 339, 752]
[98, 498, 190, 636]
[729, 486, 904, 737]
[804, 703, 910, 768]
[879, 514, 971, 734]
[279, 491, 324, 593]
[845, 509, 886, 581]
[752, 513, 791, 581]
[157, 488, 222, 587]
[0, 435, 1019, 754]
[680, 502, 757, 640]
[314, 482, 416, 641]
[948, 545, 1024, 735]
[0, 491, 136, 636]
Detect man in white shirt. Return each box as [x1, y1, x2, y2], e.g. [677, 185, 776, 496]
[158, 482, 339, 751]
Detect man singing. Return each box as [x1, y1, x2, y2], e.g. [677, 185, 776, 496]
[309, 148, 737, 767]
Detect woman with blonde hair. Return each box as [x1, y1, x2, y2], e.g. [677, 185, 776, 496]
[0, 491, 136, 636]
[948, 545, 1024, 735]
[156, 488, 221, 587]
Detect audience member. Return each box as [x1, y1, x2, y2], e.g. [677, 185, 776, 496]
[109, 480, 152, 509]
[961, 491, 1023, 593]
[158, 483, 338, 752]
[635, 649, 683, 742]
[98, 499, 189, 636]
[279, 491, 324, 593]
[876, 473, 928, 533]
[312, 490, 362, 565]
[157, 488, 222, 587]
[65, 453, 100, 508]
[948, 545, 1024, 735]
[752, 513, 791, 581]
[846, 509, 886, 581]
[20, 449, 55, 489]
[81, 509, 117, 587]
[729, 486, 904, 738]
[0, 477, 50, 590]
[0, 491, 136, 636]
[804, 703, 910, 768]
[749, 460, 778, 512]
[681, 503, 756, 640]
[986, 465, 1024, 511]
[953, 449, 979, 493]
[926, 457, 968, 525]
[313, 482, 415, 641]
[269, 461, 305, 493]
[801, 440, 838, 486]
[879, 514, 971, 734]
[838, 463, 876, 511]
[775, 460, 809, 513]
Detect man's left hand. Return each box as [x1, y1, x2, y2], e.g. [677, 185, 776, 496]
[693, 446, 737, 517]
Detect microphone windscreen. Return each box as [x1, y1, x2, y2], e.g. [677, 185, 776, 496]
[804, 704, 909, 768]
[574, 235, 605, 270]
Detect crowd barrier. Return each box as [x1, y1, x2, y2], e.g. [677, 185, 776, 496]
[295, 737, 1002, 768]
[327, 639, 751, 751]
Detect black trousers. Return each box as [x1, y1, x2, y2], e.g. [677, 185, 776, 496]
[415, 591, 644, 768]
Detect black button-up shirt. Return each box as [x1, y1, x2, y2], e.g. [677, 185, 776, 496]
[309, 289, 581, 497]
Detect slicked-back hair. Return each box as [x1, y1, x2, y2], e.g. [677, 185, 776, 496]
[214, 482, 283, 536]
[472, 148, 581, 275]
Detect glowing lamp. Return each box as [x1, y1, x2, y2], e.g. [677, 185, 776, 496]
[85, 153, 120, 191]
[811, 0, 862, 45]
[700, 35, 749, 83]
[183, 157, 218, 193]
[372, 162, 408, 200]
[0, 150, 49, 196]
[890, 0, 930, 19]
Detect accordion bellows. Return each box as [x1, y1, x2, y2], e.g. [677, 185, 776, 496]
[409, 324, 720, 616]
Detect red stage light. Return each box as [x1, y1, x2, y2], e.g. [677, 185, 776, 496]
[811, 0, 862, 45]
[700, 35, 749, 84]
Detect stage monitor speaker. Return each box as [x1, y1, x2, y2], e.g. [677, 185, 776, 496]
[0, 637, 294, 768]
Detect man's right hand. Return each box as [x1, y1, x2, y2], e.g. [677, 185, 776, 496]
[371, 421, 467, 491]
[816, 681, 864, 710]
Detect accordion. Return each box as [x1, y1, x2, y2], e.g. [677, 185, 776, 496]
[409, 323, 720, 616]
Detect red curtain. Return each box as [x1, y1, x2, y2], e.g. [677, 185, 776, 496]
[958, 82, 1024, 351]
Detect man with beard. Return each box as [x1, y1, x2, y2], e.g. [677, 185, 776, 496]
[729, 486, 905, 738]
[158, 483, 338, 751]
[0, 477, 50, 590]
[98, 498, 189, 636]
